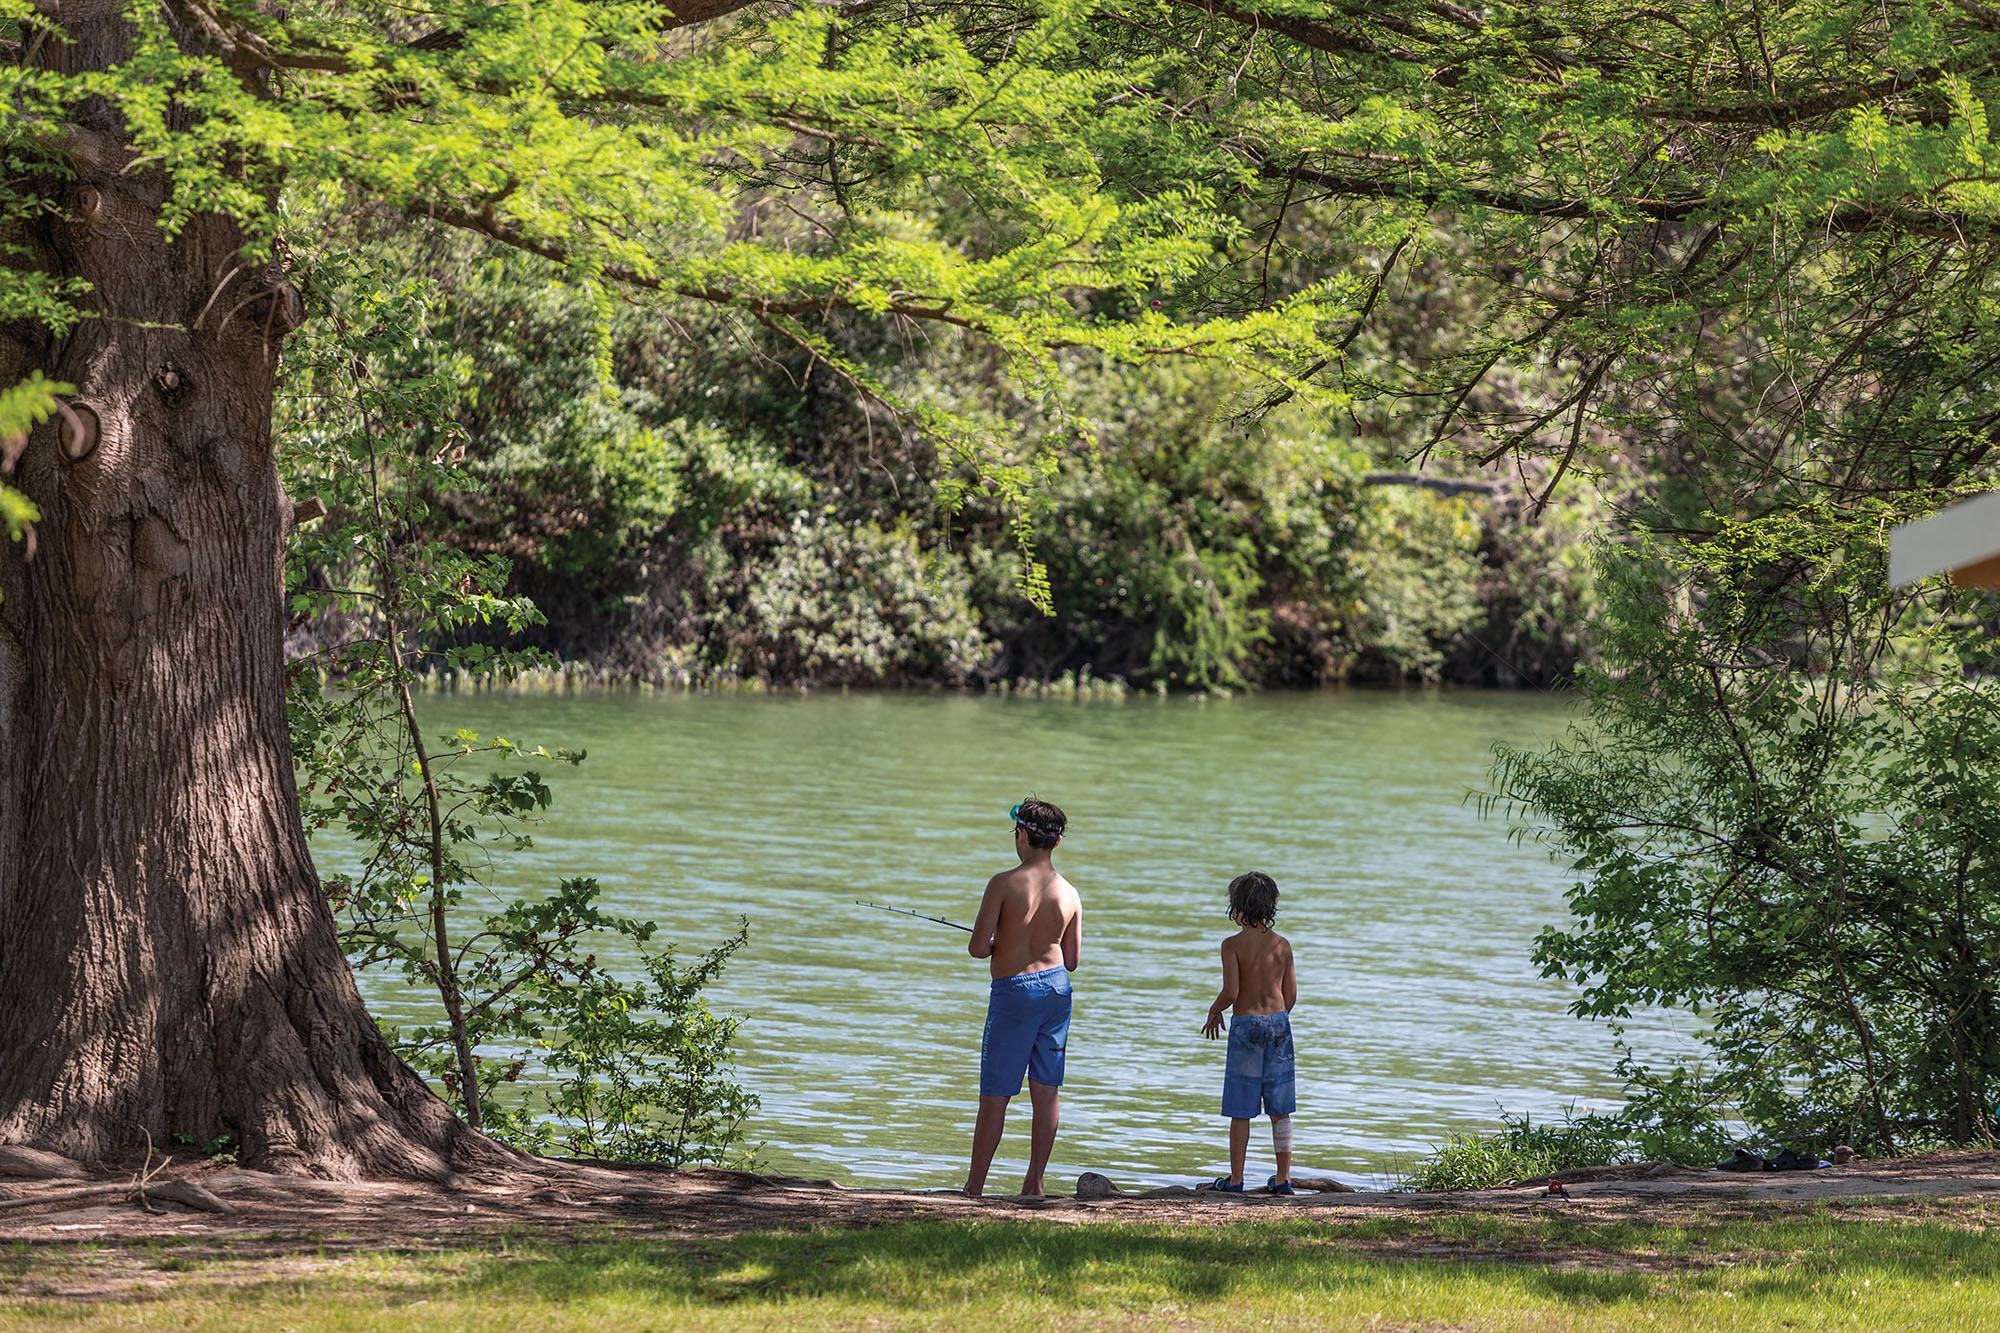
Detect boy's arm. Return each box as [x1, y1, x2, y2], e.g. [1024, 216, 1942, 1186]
[1061, 898, 1082, 972]
[1203, 941, 1239, 1038]
[969, 878, 1003, 960]
[1282, 940, 1298, 1012]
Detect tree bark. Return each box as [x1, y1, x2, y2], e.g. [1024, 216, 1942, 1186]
[0, 5, 497, 1179]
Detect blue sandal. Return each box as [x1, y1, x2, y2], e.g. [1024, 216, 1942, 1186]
[1265, 1176, 1296, 1195]
[1207, 1176, 1245, 1193]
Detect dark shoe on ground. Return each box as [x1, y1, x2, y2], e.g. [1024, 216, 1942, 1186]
[1766, 1147, 1823, 1171]
[1264, 1176, 1295, 1195]
[1716, 1148, 1766, 1172]
[1205, 1176, 1245, 1193]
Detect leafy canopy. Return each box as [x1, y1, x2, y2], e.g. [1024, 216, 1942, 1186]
[15, 0, 2000, 519]
[5, 0, 1355, 602]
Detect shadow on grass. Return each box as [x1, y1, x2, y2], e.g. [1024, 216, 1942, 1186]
[460, 1219, 1663, 1312]
[454, 1207, 2000, 1315]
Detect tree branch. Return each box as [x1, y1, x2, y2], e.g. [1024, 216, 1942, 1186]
[404, 197, 982, 332]
[1172, 0, 1420, 61]
[1645, 66, 1965, 127]
[1275, 161, 1707, 222]
[1269, 161, 2000, 240]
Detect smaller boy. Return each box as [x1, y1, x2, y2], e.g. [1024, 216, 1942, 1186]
[1201, 871, 1298, 1194]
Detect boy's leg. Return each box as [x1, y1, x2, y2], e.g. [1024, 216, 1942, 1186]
[970, 979, 1040, 1197]
[964, 1095, 1009, 1197]
[1019, 974, 1071, 1198]
[1221, 1017, 1263, 1185]
[1263, 1015, 1297, 1187]
[1022, 1079, 1060, 1197]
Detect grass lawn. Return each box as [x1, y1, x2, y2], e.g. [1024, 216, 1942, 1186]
[2, 1203, 1996, 1331]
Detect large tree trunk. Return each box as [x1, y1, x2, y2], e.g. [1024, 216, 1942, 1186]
[0, 6, 492, 1179]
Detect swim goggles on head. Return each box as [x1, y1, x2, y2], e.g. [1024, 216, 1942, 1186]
[1010, 801, 1062, 839]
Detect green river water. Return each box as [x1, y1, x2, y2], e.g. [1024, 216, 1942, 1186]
[332, 689, 1694, 1191]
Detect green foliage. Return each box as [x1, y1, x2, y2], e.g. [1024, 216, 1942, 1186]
[963, 359, 1493, 687]
[1030, 367, 1281, 689]
[712, 511, 990, 684]
[0, 372, 63, 546]
[380, 239, 814, 588]
[12, 0, 2000, 639]
[1404, 1084, 1737, 1191]
[171, 1132, 239, 1165]
[1610, 1055, 1742, 1170]
[1404, 1104, 1643, 1192]
[1463, 491, 1606, 687]
[275, 236, 1522, 688]
[7, 0, 1365, 609]
[505, 920, 758, 1166]
[281, 254, 754, 1164]
[1495, 507, 2000, 1154]
[1332, 487, 1484, 682]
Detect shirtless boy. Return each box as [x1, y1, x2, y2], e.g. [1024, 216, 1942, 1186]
[962, 797, 1082, 1199]
[1202, 871, 1299, 1193]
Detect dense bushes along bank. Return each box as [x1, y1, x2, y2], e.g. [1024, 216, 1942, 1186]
[280, 243, 1602, 693]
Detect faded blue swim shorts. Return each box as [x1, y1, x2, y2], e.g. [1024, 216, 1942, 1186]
[980, 965, 1073, 1097]
[1222, 1011, 1296, 1119]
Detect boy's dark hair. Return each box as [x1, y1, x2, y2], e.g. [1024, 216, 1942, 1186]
[1013, 797, 1066, 850]
[1228, 872, 1279, 928]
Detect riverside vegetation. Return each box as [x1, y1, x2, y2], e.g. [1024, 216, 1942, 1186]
[278, 226, 1598, 695]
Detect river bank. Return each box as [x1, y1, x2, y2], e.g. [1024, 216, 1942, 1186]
[6, 1150, 1999, 1242]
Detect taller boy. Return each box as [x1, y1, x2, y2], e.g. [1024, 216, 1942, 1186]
[963, 797, 1082, 1198]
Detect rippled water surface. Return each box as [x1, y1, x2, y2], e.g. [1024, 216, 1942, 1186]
[334, 690, 1693, 1190]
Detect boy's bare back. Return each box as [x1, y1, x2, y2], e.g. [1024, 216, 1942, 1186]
[973, 862, 1081, 979]
[1222, 927, 1295, 1016]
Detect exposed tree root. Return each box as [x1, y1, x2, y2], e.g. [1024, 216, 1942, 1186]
[136, 1180, 236, 1215]
[0, 1146, 86, 1180]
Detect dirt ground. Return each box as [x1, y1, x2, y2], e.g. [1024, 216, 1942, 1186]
[3, 1148, 1997, 1248]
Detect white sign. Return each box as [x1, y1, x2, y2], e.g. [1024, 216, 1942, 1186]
[1888, 492, 2000, 587]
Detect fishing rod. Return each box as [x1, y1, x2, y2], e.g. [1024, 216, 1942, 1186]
[855, 900, 973, 933]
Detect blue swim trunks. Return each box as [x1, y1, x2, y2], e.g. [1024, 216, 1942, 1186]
[980, 965, 1073, 1097]
[1222, 1011, 1296, 1119]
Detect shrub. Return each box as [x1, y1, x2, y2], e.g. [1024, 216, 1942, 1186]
[1495, 510, 2000, 1153]
[1403, 1104, 1641, 1191]
[499, 919, 760, 1167]
[711, 511, 991, 684]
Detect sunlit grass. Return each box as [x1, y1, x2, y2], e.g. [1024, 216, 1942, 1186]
[2, 1204, 1996, 1331]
